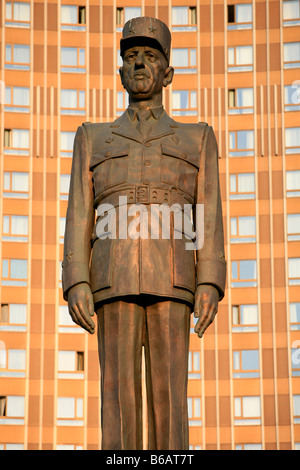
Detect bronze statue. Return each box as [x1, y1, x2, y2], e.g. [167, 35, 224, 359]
[62, 17, 226, 450]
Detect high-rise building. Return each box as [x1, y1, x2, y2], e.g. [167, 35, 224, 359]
[0, 0, 300, 450]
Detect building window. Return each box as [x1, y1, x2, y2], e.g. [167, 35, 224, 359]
[57, 397, 84, 426]
[231, 260, 257, 288]
[233, 350, 259, 378]
[172, 90, 197, 116]
[0, 304, 27, 332]
[230, 173, 255, 200]
[5, 2, 30, 28]
[61, 5, 86, 31]
[5, 86, 30, 113]
[61, 47, 85, 73]
[3, 171, 29, 199]
[56, 444, 83, 450]
[187, 397, 201, 426]
[2, 259, 28, 287]
[172, 48, 197, 74]
[188, 351, 201, 379]
[230, 216, 256, 244]
[229, 130, 254, 157]
[60, 131, 75, 158]
[284, 42, 300, 68]
[286, 170, 300, 197]
[3, 215, 28, 242]
[293, 395, 300, 423]
[116, 90, 129, 115]
[283, 0, 300, 26]
[60, 217, 66, 244]
[3, 128, 29, 156]
[234, 396, 261, 425]
[228, 88, 254, 114]
[58, 305, 83, 333]
[58, 351, 84, 379]
[0, 349, 26, 378]
[227, 4, 253, 30]
[0, 396, 25, 425]
[291, 344, 300, 376]
[60, 174, 70, 200]
[116, 7, 142, 30]
[288, 258, 300, 285]
[61, 89, 85, 115]
[5, 44, 30, 70]
[235, 444, 262, 450]
[0, 443, 24, 450]
[290, 302, 300, 330]
[285, 127, 300, 154]
[171, 6, 197, 31]
[228, 45, 253, 72]
[287, 214, 300, 240]
[284, 83, 300, 111]
[232, 304, 258, 332]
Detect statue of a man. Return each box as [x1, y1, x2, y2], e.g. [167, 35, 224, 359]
[62, 17, 226, 450]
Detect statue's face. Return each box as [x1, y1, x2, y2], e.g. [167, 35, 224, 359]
[120, 45, 173, 100]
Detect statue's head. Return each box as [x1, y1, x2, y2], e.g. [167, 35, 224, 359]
[119, 17, 174, 102]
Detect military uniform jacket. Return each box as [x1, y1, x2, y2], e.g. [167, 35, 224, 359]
[62, 108, 226, 308]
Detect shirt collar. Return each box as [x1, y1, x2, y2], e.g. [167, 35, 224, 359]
[127, 105, 164, 121]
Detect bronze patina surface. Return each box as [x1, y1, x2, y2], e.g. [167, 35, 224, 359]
[62, 16, 226, 450]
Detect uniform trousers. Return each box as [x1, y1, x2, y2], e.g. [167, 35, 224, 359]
[96, 295, 191, 450]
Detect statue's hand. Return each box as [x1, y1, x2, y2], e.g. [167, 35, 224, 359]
[193, 285, 219, 338]
[67, 283, 95, 334]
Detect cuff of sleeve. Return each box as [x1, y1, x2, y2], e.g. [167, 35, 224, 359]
[62, 262, 90, 301]
[196, 259, 227, 300]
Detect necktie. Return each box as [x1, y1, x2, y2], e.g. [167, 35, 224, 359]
[136, 109, 152, 139]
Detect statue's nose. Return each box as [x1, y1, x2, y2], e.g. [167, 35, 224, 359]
[135, 52, 145, 67]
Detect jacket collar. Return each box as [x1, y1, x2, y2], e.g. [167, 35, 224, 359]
[110, 107, 177, 144]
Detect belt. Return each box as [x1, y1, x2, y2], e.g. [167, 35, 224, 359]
[94, 184, 194, 208]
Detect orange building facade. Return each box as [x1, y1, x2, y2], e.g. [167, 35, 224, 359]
[0, 0, 300, 450]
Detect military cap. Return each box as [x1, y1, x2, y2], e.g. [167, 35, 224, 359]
[120, 17, 171, 64]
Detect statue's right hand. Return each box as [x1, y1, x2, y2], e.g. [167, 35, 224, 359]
[67, 283, 95, 334]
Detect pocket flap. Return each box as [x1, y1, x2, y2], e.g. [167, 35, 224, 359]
[90, 144, 130, 170]
[161, 144, 198, 168]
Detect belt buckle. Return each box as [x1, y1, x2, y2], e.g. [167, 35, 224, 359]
[136, 185, 149, 204]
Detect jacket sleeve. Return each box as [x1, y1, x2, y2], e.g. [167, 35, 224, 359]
[195, 125, 226, 300]
[62, 124, 95, 301]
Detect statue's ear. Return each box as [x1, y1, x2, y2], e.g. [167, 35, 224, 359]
[119, 67, 125, 88]
[163, 66, 174, 88]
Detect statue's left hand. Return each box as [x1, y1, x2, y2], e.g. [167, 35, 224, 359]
[193, 284, 219, 338]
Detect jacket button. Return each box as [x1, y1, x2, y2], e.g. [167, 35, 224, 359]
[182, 153, 187, 159]
[144, 160, 151, 166]
[105, 151, 112, 157]
[144, 142, 151, 147]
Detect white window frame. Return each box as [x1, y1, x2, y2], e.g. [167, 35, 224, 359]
[5, 2, 30, 28]
[3, 214, 28, 242]
[61, 47, 86, 73]
[227, 4, 253, 30]
[231, 260, 257, 288]
[172, 90, 197, 116]
[233, 350, 260, 378]
[171, 6, 197, 32]
[229, 173, 256, 200]
[229, 130, 254, 157]
[172, 48, 197, 74]
[230, 216, 256, 243]
[61, 5, 86, 31]
[234, 396, 261, 425]
[228, 45, 253, 72]
[232, 304, 258, 332]
[283, 1, 300, 26]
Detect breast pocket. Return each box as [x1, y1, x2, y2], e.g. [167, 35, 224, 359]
[90, 144, 130, 193]
[161, 144, 198, 197]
